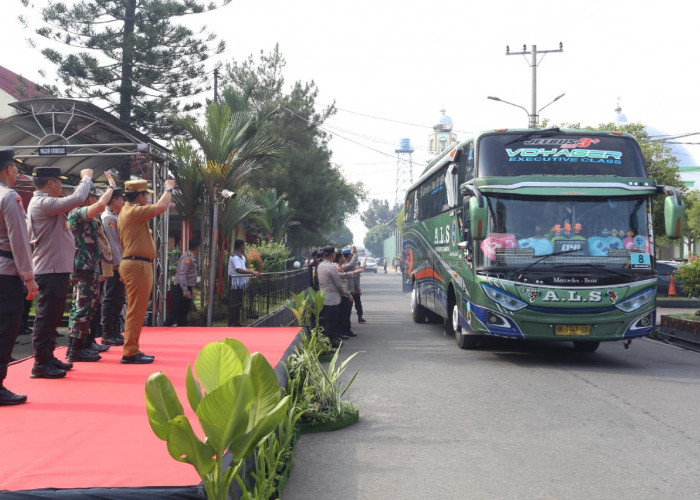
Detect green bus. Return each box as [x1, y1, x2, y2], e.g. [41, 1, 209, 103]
[403, 128, 685, 351]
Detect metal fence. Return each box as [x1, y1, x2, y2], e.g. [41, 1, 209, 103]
[228, 268, 309, 325]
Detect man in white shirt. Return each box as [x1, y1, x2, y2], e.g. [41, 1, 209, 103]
[228, 239, 260, 326]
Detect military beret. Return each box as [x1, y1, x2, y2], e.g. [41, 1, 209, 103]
[32, 166, 67, 179]
[342, 248, 352, 255]
[124, 179, 153, 194]
[321, 245, 336, 255]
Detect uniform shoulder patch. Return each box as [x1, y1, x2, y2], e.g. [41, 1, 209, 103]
[15, 197, 23, 210]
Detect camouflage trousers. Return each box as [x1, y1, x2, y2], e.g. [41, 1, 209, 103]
[69, 270, 101, 340]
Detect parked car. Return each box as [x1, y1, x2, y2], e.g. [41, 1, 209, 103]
[364, 257, 378, 273]
[656, 260, 686, 296]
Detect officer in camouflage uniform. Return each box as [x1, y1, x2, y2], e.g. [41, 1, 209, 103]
[66, 176, 116, 362]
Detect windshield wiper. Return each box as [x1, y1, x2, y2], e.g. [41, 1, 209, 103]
[513, 247, 581, 279]
[504, 127, 561, 148]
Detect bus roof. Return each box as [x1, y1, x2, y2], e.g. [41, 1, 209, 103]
[410, 128, 640, 193]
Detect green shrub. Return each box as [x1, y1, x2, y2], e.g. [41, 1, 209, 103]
[675, 258, 700, 297]
[247, 240, 291, 273]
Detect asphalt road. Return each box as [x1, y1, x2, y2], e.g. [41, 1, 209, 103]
[284, 273, 700, 499]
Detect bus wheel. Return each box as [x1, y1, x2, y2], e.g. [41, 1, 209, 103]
[411, 285, 427, 323]
[573, 341, 600, 352]
[444, 294, 455, 336]
[453, 304, 479, 349]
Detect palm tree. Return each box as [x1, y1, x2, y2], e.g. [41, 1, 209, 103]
[251, 188, 299, 241]
[170, 138, 205, 248]
[175, 100, 281, 320]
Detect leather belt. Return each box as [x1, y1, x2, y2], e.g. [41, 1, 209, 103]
[123, 256, 153, 263]
[0, 249, 13, 260]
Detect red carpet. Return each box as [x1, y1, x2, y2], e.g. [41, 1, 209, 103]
[0, 327, 301, 492]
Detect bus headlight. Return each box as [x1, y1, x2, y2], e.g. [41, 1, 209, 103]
[481, 284, 528, 311]
[614, 287, 655, 313]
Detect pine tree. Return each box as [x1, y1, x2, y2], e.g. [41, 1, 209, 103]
[20, 0, 230, 140]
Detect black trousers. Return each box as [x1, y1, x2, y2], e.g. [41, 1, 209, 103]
[352, 292, 363, 318]
[164, 284, 192, 327]
[0, 275, 24, 382]
[33, 273, 70, 364]
[228, 287, 244, 326]
[339, 296, 352, 334]
[101, 269, 124, 338]
[320, 304, 340, 339]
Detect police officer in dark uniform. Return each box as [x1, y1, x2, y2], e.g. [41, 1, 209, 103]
[0, 150, 38, 405]
[164, 238, 201, 327]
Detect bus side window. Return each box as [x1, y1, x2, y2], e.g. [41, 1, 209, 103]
[464, 142, 474, 181]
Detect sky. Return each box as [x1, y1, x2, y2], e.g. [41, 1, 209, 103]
[4, 0, 700, 244]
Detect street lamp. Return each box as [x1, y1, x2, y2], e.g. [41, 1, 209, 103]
[487, 96, 530, 126]
[207, 187, 236, 326]
[488, 92, 565, 128]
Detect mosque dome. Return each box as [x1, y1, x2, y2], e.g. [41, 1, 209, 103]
[434, 109, 453, 132]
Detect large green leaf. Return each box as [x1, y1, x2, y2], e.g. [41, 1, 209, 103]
[145, 372, 185, 440]
[196, 374, 254, 455]
[229, 396, 290, 459]
[166, 415, 216, 476]
[194, 341, 247, 394]
[221, 338, 252, 371]
[185, 364, 203, 412]
[247, 352, 282, 429]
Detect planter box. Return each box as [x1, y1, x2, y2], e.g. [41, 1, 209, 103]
[660, 315, 700, 334]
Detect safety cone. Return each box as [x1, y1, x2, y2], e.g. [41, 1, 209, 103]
[668, 274, 677, 297]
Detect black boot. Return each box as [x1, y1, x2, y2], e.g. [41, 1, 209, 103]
[358, 315, 367, 323]
[87, 333, 110, 353]
[0, 385, 27, 405]
[66, 337, 101, 362]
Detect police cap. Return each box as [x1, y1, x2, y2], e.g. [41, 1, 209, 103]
[321, 245, 336, 256]
[32, 167, 67, 179]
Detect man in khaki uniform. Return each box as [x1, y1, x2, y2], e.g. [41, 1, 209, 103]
[118, 178, 175, 364]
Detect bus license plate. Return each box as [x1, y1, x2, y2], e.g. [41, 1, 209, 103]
[555, 325, 591, 336]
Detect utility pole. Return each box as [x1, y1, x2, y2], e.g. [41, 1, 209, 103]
[506, 43, 563, 128]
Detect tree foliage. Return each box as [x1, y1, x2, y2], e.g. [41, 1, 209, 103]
[361, 199, 402, 229]
[224, 46, 365, 249]
[20, 0, 230, 140]
[328, 224, 354, 248]
[250, 188, 299, 242]
[364, 224, 392, 257]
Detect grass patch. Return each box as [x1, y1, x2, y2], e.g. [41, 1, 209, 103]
[667, 313, 700, 321]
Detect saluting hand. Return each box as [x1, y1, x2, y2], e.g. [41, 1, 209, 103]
[104, 171, 117, 189]
[25, 279, 38, 300]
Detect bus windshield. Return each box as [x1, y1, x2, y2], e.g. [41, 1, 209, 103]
[476, 195, 652, 271]
[478, 131, 647, 177]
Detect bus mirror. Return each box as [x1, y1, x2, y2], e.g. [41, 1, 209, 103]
[469, 196, 488, 240]
[664, 194, 685, 239]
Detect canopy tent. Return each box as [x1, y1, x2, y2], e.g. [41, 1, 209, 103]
[0, 98, 172, 325]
